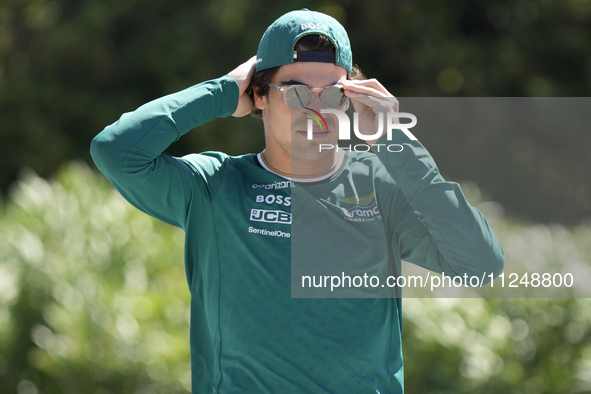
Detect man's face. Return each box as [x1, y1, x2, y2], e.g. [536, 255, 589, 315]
[255, 62, 347, 164]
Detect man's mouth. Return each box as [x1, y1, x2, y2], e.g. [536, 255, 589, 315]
[296, 128, 331, 140]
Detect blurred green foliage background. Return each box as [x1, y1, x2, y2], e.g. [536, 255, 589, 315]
[0, 0, 590, 223]
[1, 0, 591, 392]
[2, 164, 591, 393]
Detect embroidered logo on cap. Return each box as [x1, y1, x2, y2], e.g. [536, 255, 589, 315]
[300, 22, 329, 31]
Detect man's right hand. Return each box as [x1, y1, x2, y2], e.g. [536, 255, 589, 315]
[228, 56, 257, 117]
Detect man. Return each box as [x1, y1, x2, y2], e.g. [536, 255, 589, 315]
[91, 9, 504, 393]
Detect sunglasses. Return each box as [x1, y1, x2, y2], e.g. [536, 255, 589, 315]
[268, 83, 348, 109]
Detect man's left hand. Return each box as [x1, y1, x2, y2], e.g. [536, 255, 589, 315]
[341, 79, 399, 146]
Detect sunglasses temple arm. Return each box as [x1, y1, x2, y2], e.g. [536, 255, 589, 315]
[293, 89, 307, 108]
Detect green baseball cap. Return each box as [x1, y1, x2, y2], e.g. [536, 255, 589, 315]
[255, 9, 352, 73]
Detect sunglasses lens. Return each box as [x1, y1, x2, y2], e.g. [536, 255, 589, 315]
[322, 86, 347, 109]
[284, 86, 314, 109]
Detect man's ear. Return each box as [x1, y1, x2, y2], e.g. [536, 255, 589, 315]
[253, 87, 267, 110]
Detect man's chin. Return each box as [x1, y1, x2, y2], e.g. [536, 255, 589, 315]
[288, 137, 334, 159]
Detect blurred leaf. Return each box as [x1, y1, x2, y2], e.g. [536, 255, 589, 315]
[0, 162, 590, 392]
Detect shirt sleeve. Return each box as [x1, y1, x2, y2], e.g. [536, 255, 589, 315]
[90, 76, 239, 229]
[372, 130, 505, 284]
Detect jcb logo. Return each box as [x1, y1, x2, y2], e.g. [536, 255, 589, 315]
[250, 209, 292, 224]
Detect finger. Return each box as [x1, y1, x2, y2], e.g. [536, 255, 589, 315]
[343, 81, 398, 110]
[229, 55, 258, 95]
[347, 93, 398, 113]
[342, 79, 392, 97]
[343, 86, 388, 100]
[350, 96, 367, 115]
[246, 55, 258, 74]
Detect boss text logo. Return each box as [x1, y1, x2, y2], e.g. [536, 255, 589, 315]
[255, 194, 291, 206]
[301, 23, 329, 31]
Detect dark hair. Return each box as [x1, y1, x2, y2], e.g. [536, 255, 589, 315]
[249, 35, 364, 118]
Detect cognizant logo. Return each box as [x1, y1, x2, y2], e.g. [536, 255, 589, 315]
[306, 109, 418, 153]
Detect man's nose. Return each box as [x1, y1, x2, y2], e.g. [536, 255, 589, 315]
[307, 93, 324, 110]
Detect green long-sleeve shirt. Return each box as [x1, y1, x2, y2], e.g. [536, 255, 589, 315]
[91, 75, 504, 393]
